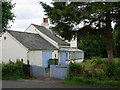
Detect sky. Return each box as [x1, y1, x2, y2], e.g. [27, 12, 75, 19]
[8, 0, 116, 31]
[9, 0, 52, 31]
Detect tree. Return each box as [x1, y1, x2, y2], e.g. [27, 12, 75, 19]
[78, 34, 107, 59]
[40, 2, 120, 63]
[113, 26, 120, 58]
[1, 0, 15, 31]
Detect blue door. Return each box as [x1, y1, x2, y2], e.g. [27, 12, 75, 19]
[60, 52, 68, 65]
[42, 51, 52, 68]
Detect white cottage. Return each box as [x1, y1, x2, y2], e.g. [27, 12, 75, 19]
[0, 18, 84, 67]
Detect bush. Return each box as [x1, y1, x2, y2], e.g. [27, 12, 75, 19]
[84, 59, 120, 81]
[84, 69, 106, 80]
[66, 58, 120, 86]
[68, 63, 84, 78]
[2, 60, 24, 80]
[91, 57, 109, 64]
[103, 61, 120, 81]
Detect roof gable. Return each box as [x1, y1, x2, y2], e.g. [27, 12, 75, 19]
[32, 24, 70, 46]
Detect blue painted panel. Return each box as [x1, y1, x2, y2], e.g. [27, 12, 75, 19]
[50, 65, 68, 79]
[42, 51, 52, 68]
[31, 65, 45, 78]
[60, 52, 68, 65]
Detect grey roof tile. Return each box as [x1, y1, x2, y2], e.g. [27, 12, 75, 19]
[33, 24, 70, 46]
[7, 30, 58, 50]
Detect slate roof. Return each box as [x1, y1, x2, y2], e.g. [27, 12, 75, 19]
[60, 47, 84, 52]
[7, 30, 58, 50]
[0, 32, 4, 37]
[32, 24, 70, 46]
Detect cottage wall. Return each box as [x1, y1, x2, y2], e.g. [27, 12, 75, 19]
[28, 51, 42, 66]
[0, 36, 2, 62]
[1, 32, 28, 64]
[52, 50, 58, 59]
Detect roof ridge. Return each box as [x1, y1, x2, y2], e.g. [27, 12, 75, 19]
[31, 23, 44, 27]
[7, 30, 39, 35]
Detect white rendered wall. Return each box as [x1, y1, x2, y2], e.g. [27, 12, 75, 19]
[65, 37, 77, 47]
[52, 50, 58, 59]
[25, 25, 59, 48]
[2, 32, 28, 64]
[0, 36, 2, 63]
[25, 25, 39, 34]
[28, 51, 42, 66]
[56, 34, 77, 48]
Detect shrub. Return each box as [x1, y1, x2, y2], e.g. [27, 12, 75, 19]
[84, 60, 120, 81]
[91, 57, 109, 64]
[66, 58, 120, 86]
[103, 61, 120, 81]
[2, 60, 24, 80]
[68, 63, 84, 78]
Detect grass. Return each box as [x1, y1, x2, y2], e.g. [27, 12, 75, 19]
[64, 77, 120, 87]
[45, 68, 50, 73]
[65, 58, 120, 87]
[79, 59, 95, 68]
[79, 58, 120, 68]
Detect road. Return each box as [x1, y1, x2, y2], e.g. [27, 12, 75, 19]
[2, 79, 119, 89]
[2, 79, 85, 88]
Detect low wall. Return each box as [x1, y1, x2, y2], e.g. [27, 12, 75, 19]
[50, 65, 68, 80]
[31, 65, 45, 78]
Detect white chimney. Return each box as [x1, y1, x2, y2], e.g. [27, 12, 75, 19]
[41, 18, 49, 28]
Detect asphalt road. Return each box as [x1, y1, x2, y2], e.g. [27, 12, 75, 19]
[2, 79, 119, 89]
[2, 79, 85, 88]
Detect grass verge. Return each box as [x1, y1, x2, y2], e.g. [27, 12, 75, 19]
[64, 77, 120, 87]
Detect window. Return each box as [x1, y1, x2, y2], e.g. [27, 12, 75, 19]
[55, 54, 56, 58]
[69, 51, 83, 60]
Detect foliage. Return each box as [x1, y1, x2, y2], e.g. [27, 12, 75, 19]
[78, 35, 107, 59]
[102, 61, 120, 81]
[66, 58, 120, 86]
[79, 59, 95, 68]
[83, 58, 120, 81]
[84, 62, 120, 81]
[113, 27, 120, 58]
[68, 63, 84, 78]
[40, 2, 120, 62]
[91, 57, 109, 64]
[64, 77, 120, 87]
[2, 0, 15, 31]
[2, 60, 24, 80]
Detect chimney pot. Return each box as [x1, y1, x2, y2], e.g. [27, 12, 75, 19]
[43, 18, 48, 23]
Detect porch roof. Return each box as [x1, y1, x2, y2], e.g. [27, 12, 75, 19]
[59, 47, 84, 52]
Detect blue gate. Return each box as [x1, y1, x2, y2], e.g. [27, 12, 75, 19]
[60, 52, 68, 65]
[42, 51, 52, 68]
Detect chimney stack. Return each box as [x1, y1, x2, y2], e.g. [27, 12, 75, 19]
[41, 18, 49, 28]
[43, 18, 48, 23]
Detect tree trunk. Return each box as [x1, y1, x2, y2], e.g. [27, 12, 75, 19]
[105, 31, 114, 63]
[105, 11, 114, 63]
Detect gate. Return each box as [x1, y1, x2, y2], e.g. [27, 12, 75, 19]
[22, 64, 31, 78]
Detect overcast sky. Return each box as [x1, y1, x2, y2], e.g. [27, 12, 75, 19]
[9, 0, 52, 31]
